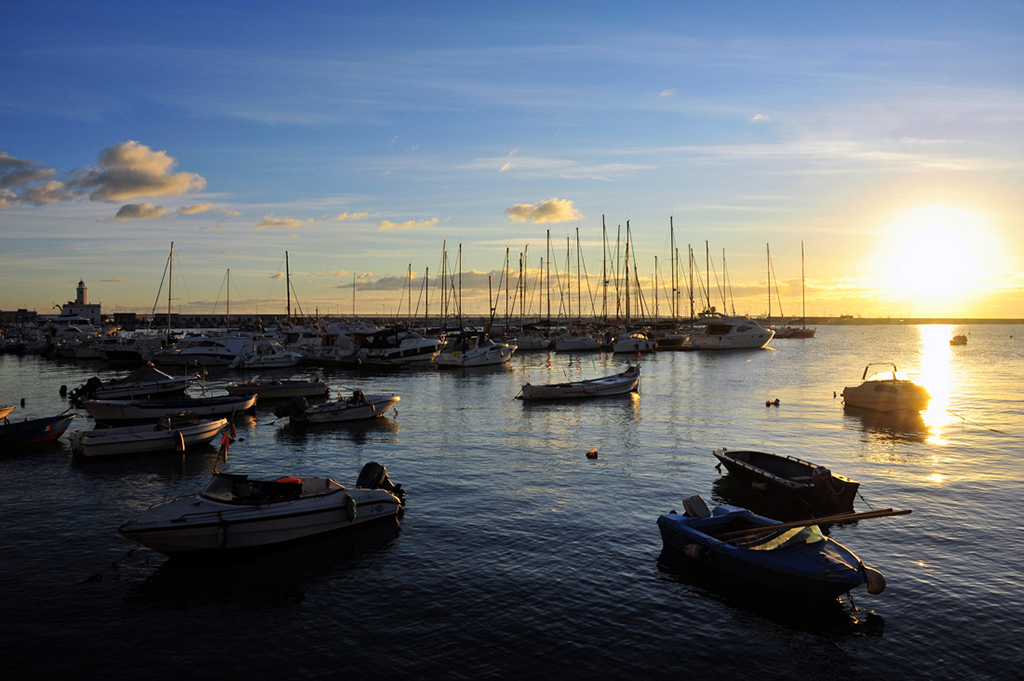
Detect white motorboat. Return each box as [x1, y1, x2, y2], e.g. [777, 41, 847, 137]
[68, 362, 196, 402]
[82, 393, 257, 424]
[435, 331, 516, 367]
[519, 365, 640, 400]
[612, 332, 656, 353]
[681, 310, 775, 350]
[228, 340, 302, 369]
[152, 335, 258, 367]
[69, 416, 228, 459]
[118, 462, 405, 555]
[350, 327, 442, 365]
[225, 377, 330, 399]
[274, 390, 400, 423]
[507, 333, 551, 351]
[841, 363, 930, 412]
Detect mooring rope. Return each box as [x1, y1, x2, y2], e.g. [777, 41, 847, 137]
[946, 408, 1007, 434]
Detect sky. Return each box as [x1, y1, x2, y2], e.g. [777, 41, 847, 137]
[2, 1, 1024, 321]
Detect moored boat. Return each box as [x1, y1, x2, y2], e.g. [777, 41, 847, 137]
[949, 335, 967, 346]
[82, 393, 257, 424]
[841, 363, 930, 412]
[0, 405, 14, 420]
[0, 413, 76, 449]
[274, 390, 400, 423]
[712, 448, 859, 515]
[435, 331, 516, 367]
[657, 496, 889, 598]
[118, 462, 405, 555]
[518, 365, 640, 400]
[681, 310, 775, 350]
[69, 416, 228, 459]
[68, 362, 196, 402]
[225, 377, 330, 399]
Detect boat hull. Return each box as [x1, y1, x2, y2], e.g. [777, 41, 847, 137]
[119, 486, 401, 555]
[713, 449, 859, 515]
[225, 379, 330, 399]
[0, 414, 75, 448]
[520, 367, 640, 400]
[70, 418, 228, 459]
[293, 395, 400, 423]
[657, 508, 869, 597]
[82, 394, 257, 424]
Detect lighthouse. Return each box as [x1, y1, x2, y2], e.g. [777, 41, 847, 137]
[76, 280, 87, 305]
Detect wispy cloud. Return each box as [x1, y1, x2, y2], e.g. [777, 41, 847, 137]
[335, 211, 368, 221]
[660, 89, 676, 98]
[256, 214, 314, 229]
[377, 217, 439, 231]
[751, 113, 769, 123]
[505, 198, 582, 224]
[178, 203, 212, 215]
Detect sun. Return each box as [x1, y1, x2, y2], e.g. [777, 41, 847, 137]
[876, 205, 988, 302]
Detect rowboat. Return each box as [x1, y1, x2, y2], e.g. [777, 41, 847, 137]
[712, 448, 860, 515]
[518, 366, 640, 400]
[274, 390, 400, 423]
[69, 416, 228, 459]
[224, 377, 330, 399]
[68, 362, 195, 402]
[657, 496, 888, 598]
[118, 462, 405, 555]
[82, 393, 257, 424]
[841, 363, 930, 412]
[0, 413, 76, 449]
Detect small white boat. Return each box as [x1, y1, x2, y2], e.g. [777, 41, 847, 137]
[507, 333, 550, 351]
[435, 332, 516, 367]
[118, 462, 405, 555]
[949, 335, 968, 346]
[612, 332, 656, 353]
[274, 390, 400, 423]
[152, 335, 257, 367]
[68, 362, 196, 402]
[553, 333, 602, 352]
[228, 340, 302, 369]
[82, 393, 258, 424]
[349, 327, 442, 365]
[225, 377, 330, 399]
[841, 363, 930, 412]
[69, 416, 228, 459]
[519, 366, 640, 400]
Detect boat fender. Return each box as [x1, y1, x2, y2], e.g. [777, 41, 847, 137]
[60, 385, 67, 397]
[175, 431, 185, 452]
[217, 521, 228, 550]
[345, 493, 357, 523]
[863, 564, 886, 594]
[684, 544, 708, 561]
[586, 448, 598, 459]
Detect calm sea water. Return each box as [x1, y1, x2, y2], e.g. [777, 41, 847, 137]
[1, 325, 1021, 680]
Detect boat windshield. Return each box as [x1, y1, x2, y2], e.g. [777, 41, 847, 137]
[736, 525, 826, 551]
[200, 474, 302, 503]
[866, 371, 910, 382]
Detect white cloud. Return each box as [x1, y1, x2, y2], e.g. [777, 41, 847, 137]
[505, 198, 582, 224]
[335, 211, 368, 221]
[751, 113, 770, 123]
[71, 141, 206, 202]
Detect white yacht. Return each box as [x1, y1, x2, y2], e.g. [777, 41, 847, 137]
[681, 310, 774, 350]
[152, 335, 258, 367]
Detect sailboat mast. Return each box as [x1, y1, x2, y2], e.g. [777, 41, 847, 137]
[167, 242, 173, 339]
[408, 263, 412, 327]
[767, 244, 771, 324]
[566, 236, 572, 329]
[285, 251, 291, 322]
[546, 231, 551, 327]
[602, 215, 608, 322]
[226, 268, 230, 332]
[625, 221, 631, 327]
[801, 241, 807, 328]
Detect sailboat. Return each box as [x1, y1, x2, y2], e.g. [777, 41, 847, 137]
[771, 242, 817, 339]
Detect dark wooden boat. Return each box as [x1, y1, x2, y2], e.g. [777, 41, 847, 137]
[712, 448, 859, 515]
[0, 413, 76, 449]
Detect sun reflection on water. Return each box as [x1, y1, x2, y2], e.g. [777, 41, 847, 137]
[917, 325, 955, 444]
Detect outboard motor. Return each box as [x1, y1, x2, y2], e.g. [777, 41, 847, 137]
[356, 461, 405, 502]
[69, 377, 102, 403]
[273, 396, 309, 419]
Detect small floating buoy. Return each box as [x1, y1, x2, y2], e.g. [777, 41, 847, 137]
[864, 565, 887, 594]
[586, 448, 598, 459]
[20, 398, 25, 407]
[833, 391, 837, 398]
[773, 398, 780, 406]
[59, 385, 67, 397]
[765, 400, 771, 407]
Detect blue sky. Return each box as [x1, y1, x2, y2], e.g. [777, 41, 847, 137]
[3, 1, 1023, 320]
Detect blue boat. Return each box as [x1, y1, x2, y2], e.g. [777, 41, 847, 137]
[0, 413, 76, 449]
[657, 497, 886, 598]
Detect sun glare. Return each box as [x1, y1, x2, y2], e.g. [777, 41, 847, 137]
[877, 205, 988, 305]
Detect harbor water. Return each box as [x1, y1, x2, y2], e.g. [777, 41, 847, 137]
[1, 324, 1022, 680]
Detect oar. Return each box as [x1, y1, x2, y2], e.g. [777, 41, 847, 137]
[715, 508, 912, 542]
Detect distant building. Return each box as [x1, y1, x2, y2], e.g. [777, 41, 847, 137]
[60, 280, 102, 325]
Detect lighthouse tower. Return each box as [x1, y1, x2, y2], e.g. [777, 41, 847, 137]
[59, 280, 102, 325]
[76, 280, 87, 305]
